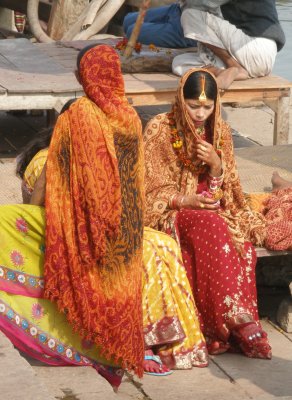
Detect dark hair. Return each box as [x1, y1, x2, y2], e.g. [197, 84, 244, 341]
[60, 98, 77, 114]
[76, 43, 100, 70]
[183, 71, 217, 100]
[16, 98, 78, 179]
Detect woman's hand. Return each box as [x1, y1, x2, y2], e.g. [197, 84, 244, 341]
[195, 139, 222, 177]
[182, 193, 220, 210]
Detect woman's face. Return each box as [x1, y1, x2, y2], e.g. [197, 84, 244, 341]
[185, 99, 215, 127]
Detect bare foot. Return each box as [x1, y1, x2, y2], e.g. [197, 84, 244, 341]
[143, 349, 172, 375]
[203, 65, 236, 89]
[271, 171, 292, 191]
[205, 64, 249, 90]
[202, 43, 250, 89]
[216, 67, 240, 90]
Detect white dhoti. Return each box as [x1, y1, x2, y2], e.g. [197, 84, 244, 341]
[172, 9, 277, 78]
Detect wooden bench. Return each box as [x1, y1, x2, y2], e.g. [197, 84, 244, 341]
[124, 73, 292, 145]
[0, 38, 291, 145]
[256, 248, 292, 258]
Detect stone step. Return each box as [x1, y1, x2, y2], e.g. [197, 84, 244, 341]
[0, 330, 55, 400]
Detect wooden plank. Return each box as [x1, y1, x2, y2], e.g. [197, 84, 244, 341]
[36, 43, 78, 58]
[127, 91, 175, 106]
[0, 37, 290, 139]
[0, 69, 81, 94]
[36, 40, 292, 101]
[124, 73, 178, 94]
[0, 39, 81, 93]
[0, 92, 83, 111]
[256, 247, 292, 258]
[0, 38, 66, 73]
[125, 74, 292, 96]
[126, 87, 290, 106]
[273, 95, 290, 145]
[229, 75, 292, 90]
[125, 74, 291, 101]
[221, 89, 290, 104]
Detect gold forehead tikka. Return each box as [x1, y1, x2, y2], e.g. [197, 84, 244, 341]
[198, 75, 207, 103]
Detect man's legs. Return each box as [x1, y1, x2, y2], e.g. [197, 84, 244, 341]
[123, 4, 197, 48]
[181, 9, 277, 77]
[173, 8, 276, 87]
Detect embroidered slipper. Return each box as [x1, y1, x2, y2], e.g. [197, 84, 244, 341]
[231, 323, 272, 359]
[144, 355, 173, 376]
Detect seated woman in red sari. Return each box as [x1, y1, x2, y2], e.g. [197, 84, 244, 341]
[143, 68, 271, 359]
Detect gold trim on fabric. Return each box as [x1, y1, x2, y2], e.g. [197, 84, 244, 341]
[144, 316, 185, 347]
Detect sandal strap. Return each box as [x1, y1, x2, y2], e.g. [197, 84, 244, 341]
[144, 355, 162, 365]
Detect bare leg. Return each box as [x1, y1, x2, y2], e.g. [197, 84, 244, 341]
[271, 171, 292, 191]
[202, 42, 250, 89]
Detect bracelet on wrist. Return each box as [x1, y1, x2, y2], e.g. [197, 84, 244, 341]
[208, 171, 224, 180]
[169, 193, 184, 210]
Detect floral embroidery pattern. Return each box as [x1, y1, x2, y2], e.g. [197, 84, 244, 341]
[245, 246, 253, 284]
[223, 294, 246, 320]
[222, 243, 231, 254]
[32, 303, 44, 320]
[222, 246, 255, 321]
[10, 250, 24, 267]
[15, 218, 28, 234]
[0, 299, 90, 366]
[0, 265, 44, 292]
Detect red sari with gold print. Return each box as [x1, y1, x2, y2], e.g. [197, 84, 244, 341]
[143, 68, 271, 358]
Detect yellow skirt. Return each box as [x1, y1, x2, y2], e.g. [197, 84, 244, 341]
[0, 204, 207, 373]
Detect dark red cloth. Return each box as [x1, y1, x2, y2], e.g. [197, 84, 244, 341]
[176, 209, 259, 350]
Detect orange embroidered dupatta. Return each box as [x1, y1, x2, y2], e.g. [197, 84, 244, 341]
[44, 46, 144, 375]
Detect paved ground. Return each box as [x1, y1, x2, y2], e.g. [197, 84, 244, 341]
[1, 102, 292, 399]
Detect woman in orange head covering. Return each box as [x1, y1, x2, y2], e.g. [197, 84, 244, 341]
[143, 68, 271, 360]
[43, 44, 145, 378]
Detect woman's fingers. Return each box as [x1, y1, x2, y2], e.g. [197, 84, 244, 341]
[196, 195, 220, 210]
[197, 194, 216, 204]
[196, 141, 213, 161]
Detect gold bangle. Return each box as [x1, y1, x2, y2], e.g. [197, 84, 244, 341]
[177, 195, 185, 209]
[169, 194, 176, 209]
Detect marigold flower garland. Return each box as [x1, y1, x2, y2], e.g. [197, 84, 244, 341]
[168, 112, 207, 174]
[115, 38, 142, 53]
[115, 40, 172, 55]
[167, 112, 224, 208]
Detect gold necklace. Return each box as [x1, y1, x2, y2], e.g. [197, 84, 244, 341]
[168, 112, 207, 174]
